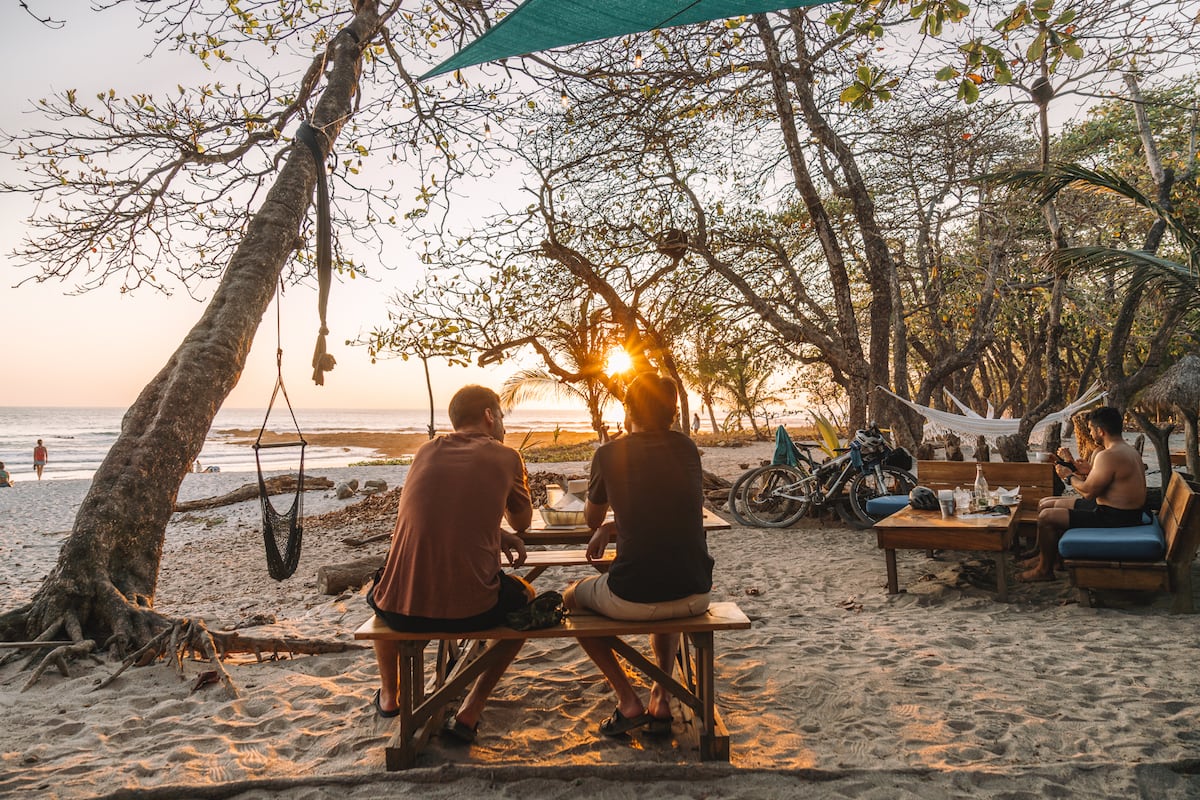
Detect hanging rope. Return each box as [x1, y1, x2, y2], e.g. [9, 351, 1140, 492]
[296, 121, 336, 386]
[255, 289, 308, 580]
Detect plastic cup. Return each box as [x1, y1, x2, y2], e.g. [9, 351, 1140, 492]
[937, 489, 955, 518]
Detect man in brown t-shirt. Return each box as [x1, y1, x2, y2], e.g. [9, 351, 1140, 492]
[367, 385, 532, 743]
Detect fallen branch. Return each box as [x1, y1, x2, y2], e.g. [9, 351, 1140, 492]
[210, 630, 368, 660]
[340, 532, 391, 547]
[317, 555, 386, 594]
[174, 475, 334, 511]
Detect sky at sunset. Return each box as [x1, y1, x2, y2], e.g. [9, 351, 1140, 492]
[0, 4, 510, 412]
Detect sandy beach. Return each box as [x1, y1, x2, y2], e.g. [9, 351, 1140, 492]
[2, 437, 1200, 799]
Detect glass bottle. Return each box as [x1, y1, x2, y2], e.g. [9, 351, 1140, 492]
[974, 464, 989, 510]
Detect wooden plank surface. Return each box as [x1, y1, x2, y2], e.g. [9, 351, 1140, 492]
[874, 505, 1016, 531]
[354, 601, 751, 641]
[512, 506, 731, 546]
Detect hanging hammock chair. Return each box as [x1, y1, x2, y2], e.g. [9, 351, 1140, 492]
[255, 296, 308, 581]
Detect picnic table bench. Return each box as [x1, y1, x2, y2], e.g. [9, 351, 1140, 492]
[354, 601, 752, 770]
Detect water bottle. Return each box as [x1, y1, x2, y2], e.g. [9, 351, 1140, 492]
[974, 464, 989, 510]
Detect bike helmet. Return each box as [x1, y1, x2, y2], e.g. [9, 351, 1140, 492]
[908, 486, 939, 511]
[853, 428, 885, 455]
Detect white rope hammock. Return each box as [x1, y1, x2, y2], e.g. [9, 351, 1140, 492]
[881, 383, 1106, 445]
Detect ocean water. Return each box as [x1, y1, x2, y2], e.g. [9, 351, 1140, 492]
[0, 406, 598, 482]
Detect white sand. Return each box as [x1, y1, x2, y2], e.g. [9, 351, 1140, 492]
[2, 443, 1200, 799]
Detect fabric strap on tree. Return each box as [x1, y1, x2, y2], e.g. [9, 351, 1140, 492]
[296, 121, 336, 386]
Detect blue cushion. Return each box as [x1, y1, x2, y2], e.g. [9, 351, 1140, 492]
[866, 495, 911, 518]
[1059, 517, 1165, 561]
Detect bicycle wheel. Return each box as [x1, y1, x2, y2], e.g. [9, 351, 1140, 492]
[726, 466, 763, 526]
[845, 465, 918, 528]
[741, 464, 812, 528]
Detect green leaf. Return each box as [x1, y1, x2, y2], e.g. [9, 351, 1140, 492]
[1063, 42, 1084, 59]
[957, 77, 980, 103]
[1026, 32, 1046, 61]
[936, 65, 959, 81]
[839, 84, 866, 104]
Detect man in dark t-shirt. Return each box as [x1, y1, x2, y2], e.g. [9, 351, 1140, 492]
[564, 373, 713, 738]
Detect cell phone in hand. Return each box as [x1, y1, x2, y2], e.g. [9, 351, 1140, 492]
[1055, 457, 1075, 471]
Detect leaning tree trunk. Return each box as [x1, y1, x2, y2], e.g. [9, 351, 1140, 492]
[10, 6, 378, 652]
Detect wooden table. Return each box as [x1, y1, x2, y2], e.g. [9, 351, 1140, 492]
[507, 506, 731, 546]
[874, 506, 1019, 601]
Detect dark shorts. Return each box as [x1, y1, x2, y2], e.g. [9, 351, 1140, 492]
[1068, 503, 1145, 529]
[367, 572, 532, 633]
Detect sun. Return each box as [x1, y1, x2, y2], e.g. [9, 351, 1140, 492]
[604, 347, 634, 376]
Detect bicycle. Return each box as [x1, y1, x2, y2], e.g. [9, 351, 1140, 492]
[728, 424, 917, 529]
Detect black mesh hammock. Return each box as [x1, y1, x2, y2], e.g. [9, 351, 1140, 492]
[255, 297, 308, 581]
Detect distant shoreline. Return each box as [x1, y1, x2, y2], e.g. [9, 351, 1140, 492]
[222, 428, 600, 459]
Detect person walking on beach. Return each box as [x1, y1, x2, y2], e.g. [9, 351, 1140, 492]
[33, 439, 47, 480]
[564, 373, 714, 738]
[1019, 406, 1147, 582]
[367, 384, 533, 744]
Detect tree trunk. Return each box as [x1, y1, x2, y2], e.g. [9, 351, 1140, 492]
[12, 5, 377, 650]
[1129, 410, 1175, 487]
[1185, 411, 1199, 480]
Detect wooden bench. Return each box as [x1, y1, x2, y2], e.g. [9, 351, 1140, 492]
[354, 602, 752, 770]
[918, 460, 1057, 535]
[1061, 472, 1200, 613]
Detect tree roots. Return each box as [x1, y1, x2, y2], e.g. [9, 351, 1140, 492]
[4, 602, 366, 696]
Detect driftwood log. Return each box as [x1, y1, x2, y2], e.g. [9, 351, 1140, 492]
[317, 555, 385, 595]
[174, 475, 334, 511]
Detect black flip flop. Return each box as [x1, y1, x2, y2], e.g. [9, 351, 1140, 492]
[644, 716, 673, 737]
[599, 708, 653, 737]
[373, 689, 400, 719]
[443, 717, 478, 744]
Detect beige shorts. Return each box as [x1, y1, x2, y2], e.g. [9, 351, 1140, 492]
[571, 574, 710, 621]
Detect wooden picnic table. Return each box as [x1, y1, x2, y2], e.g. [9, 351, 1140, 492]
[507, 506, 731, 546]
[873, 505, 1019, 600]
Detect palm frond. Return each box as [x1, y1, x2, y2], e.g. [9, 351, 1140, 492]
[996, 162, 1200, 276]
[499, 369, 587, 410]
[990, 163, 1162, 213]
[1045, 246, 1200, 312]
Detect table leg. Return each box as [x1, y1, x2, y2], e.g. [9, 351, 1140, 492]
[389, 641, 424, 770]
[885, 548, 899, 594]
[995, 551, 1009, 602]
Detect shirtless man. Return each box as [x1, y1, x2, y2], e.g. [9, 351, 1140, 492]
[1019, 406, 1146, 582]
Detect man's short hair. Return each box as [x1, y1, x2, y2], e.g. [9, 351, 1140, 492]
[448, 385, 501, 430]
[624, 373, 678, 431]
[1088, 406, 1124, 437]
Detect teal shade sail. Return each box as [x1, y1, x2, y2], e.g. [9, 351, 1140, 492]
[421, 0, 835, 79]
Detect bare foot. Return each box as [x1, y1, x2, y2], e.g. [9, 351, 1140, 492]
[1017, 568, 1056, 582]
[1016, 557, 1040, 570]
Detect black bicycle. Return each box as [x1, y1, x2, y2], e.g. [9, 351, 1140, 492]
[728, 424, 916, 529]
